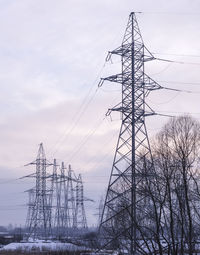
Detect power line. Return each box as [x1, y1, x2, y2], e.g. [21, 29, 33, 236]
[157, 110, 200, 115]
[82, 129, 119, 171]
[158, 80, 200, 86]
[48, 62, 106, 158]
[163, 86, 200, 94]
[50, 89, 99, 157]
[140, 11, 200, 15]
[150, 62, 173, 76]
[147, 92, 181, 105]
[65, 116, 107, 163]
[153, 52, 200, 58]
[155, 57, 200, 66]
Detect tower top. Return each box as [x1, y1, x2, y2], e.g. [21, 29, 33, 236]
[37, 143, 46, 159]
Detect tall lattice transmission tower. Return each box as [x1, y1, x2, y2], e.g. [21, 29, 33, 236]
[99, 12, 163, 254]
[25, 188, 35, 231]
[25, 143, 52, 240]
[74, 174, 88, 229]
[67, 165, 76, 230]
[54, 161, 67, 238]
[24, 145, 91, 240]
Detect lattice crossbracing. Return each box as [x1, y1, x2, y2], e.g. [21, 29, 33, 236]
[99, 12, 162, 255]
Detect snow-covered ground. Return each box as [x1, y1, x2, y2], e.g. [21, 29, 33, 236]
[0, 240, 87, 252]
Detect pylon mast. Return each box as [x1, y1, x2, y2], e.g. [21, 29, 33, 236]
[49, 159, 58, 235]
[67, 165, 76, 229]
[24, 146, 91, 240]
[25, 143, 52, 240]
[75, 174, 88, 229]
[60, 162, 69, 233]
[25, 188, 35, 231]
[99, 12, 161, 254]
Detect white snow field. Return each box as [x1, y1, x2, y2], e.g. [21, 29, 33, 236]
[0, 240, 88, 252]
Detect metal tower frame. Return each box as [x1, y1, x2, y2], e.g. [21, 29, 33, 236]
[66, 164, 76, 230]
[53, 163, 76, 238]
[49, 159, 58, 236]
[59, 162, 70, 234]
[25, 188, 35, 231]
[24, 146, 91, 240]
[99, 12, 162, 254]
[25, 143, 52, 240]
[74, 174, 88, 229]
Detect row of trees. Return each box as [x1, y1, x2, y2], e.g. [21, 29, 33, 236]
[100, 115, 200, 255]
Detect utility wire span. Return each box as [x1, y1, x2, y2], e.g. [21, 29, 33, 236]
[158, 80, 200, 86]
[157, 110, 200, 115]
[48, 62, 106, 158]
[82, 128, 119, 171]
[51, 87, 99, 157]
[152, 52, 200, 58]
[155, 57, 200, 66]
[0, 178, 23, 185]
[150, 62, 173, 76]
[139, 11, 200, 15]
[162, 86, 200, 94]
[147, 92, 181, 105]
[65, 116, 107, 163]
[155, 113, 175, 118]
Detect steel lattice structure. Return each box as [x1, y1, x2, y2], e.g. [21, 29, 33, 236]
[25, 143, 52, 240]
[99, 12, 162, 254]
[25, 188, 35, 231]
[74, 174, 88, 229]
[52, 163, 77, 238]
[66, 164, 76, 229]
[54, 162, 68, 237]
[25, 146, 92, 240]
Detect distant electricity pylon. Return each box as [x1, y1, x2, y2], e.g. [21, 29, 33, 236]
[53, 161, 69, 237]
[75, 174, 93, 229]
[25, 188, 35, 232]
[66, 165, 76, 230]
[25, 143, 52, 240]
[99, 12, 162, 254]
[24, 144, 92, 240]
[53, 163, 78, 238]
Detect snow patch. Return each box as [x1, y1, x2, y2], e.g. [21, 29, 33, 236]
[1, 241, 87, 251]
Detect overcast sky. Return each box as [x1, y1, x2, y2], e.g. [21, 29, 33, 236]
[0, 0, 200, 227]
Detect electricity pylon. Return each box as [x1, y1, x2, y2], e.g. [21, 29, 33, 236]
[74, 174, 92, 229]
[49, 159, 60, 237]
[25, 143, 52, 240]
[24, 145, 91, 240]
[66, 165, 76, 229]
[99, 12, 162, 254]
[59, 162, 70, 234]
[54, 162, 71, 238]
[25, 188, 35, 232]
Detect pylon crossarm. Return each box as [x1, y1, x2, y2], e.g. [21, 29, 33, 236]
[106, 106, 134, 117]
[143, 74, 162, 91]
[107, 46, 155, 64]
[143, 46, 155, 62]
[106, 44, 132, 59]
[98, 73, 129, 87]
[20, 173, 36, 179]
[83, 197, 94, 202]
[144, 111, 156, 117]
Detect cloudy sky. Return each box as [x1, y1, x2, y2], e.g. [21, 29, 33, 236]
[0, 0, 200, 227]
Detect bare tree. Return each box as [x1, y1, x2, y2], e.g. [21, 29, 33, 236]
[149, 115, 200, 255]
[100, 115, 200, 255]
